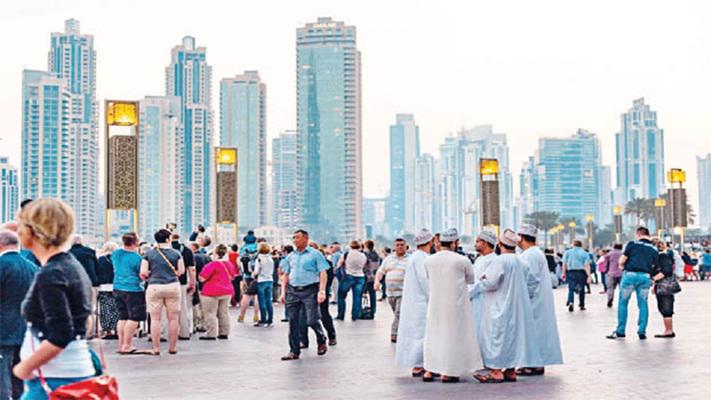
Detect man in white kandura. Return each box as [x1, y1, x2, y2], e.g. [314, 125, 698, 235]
[471, 229, 536, 384]
[422, 228, 480, 383]
[516, 224, 563, 376]
[395, 229, 434, 379]
[469, 229, 498, 344]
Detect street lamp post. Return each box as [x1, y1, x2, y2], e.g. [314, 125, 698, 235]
[586, 214, 594, 250]
[480, 159, 500, 236]
[667, 168, 687, 253]
[613, 205, 623, 243]
[568, 221, 577, 246]
[215, 147, 238, 244]
[654, 198, 667, 239]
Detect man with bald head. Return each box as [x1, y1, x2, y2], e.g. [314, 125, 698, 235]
[0, 229, 38, 399]
[0, 221, 38, 266]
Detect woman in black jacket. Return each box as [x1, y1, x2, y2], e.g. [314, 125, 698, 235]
[652, 240, 678, 338]
[12, 198, 96, 397]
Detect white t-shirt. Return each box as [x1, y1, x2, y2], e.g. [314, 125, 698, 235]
[20, 328, 95, 378]
[253, 254, 275, 283]
[344, 250, 367, 277]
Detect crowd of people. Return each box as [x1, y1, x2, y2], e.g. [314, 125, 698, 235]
[2, 197, 711, 398]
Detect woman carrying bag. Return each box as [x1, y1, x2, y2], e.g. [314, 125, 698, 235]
[652, 240, 681, 339]
[13, 198, 118, 399]
[198, 244, 237, 340]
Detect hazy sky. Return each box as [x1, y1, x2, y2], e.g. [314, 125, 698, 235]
[2, 0, 710, 216]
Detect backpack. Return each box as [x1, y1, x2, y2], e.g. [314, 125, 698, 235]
[240, 250, 258, 279]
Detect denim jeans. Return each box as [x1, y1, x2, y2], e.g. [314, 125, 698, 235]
[364, 281, 377, 317]
[566, 270, 587, 307]
[1, 345, 22, 400]
[257, 281, 274, 324]
[616, 272, 652, 335]
[21, 376, 92, 400]
[337, 274, 365, 320]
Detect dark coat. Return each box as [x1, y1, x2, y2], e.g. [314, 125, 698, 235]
[0, 251, 38, 345]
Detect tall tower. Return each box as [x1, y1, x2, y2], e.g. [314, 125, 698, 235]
[0, 157, 19, 223]
[388, 114, 420, 235]
[615, 98, 665, 203]
[21, 70, 73, 204]
[220, 71, 267, 230]
[272, 131, 298, 230]
[697, 154, 711, 230]
[166, 36, 214, 234]
[138, 96, 184, 239]
[296, 17, 362, 242]
[48, 19, 98, 238]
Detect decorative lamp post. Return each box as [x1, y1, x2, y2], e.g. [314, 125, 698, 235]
[568, 221, 577, 246]
[654, 198, 667, 239]
[667, 168, 687, 252]
[613, 205, 623, 243]
[586, 214, 594, 250]
[215, 147, 238, 244]
[479, 159, 500, 236]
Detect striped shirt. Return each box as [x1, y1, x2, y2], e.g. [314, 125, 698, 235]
[380, 254, 409, 297]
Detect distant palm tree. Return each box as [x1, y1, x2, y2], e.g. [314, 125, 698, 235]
[524, 211, 559, 247]
[624, 198, 653, 226]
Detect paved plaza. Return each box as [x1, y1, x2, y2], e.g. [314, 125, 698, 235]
[107, 282, 711, 399]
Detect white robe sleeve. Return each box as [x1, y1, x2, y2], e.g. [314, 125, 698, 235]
[524, 258, 541, 300]
[465, 262, 475, 285]
[471, 259, 504, 296]
[414, 258, 430, 299]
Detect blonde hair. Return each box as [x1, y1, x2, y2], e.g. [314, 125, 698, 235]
[258, 242, 271, 254]
[98, 241, 119, 257]
[19, 198, 75, 248]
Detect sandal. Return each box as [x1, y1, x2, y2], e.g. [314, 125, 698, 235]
[503, 369, 517, 382]
[117, 348, 139, 355]
[169, 350, 178, 355]
[411, 367, 425, 377]
[516, 367, 544, 376]
[441, 376, 460, 383]
[474, 370, 504, 384]
[146, 350, 160, 356]
[422, 371, 436, 382]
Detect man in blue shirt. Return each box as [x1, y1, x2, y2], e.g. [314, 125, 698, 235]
[0, 229, 38, 400]
[279, 230, 330, 360]
[700, 248, 711, 280]
[607, 226, 658, 340]
[562, 240, 591, 312]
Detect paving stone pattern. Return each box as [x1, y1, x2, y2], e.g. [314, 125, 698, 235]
[106, 281, 711, 399]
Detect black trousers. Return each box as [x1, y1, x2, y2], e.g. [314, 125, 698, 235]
[300, 294, 336, 344]
[656, 294, 674, 318]
[286, 284, 325, 355]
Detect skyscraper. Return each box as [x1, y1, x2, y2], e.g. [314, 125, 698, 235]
[48, 19, 99, 238]
[0, 157, 19, 223]
[697, 153, 711, 230]
[220, 71, 267, 230]
[388, 114, 420, 235]
[599, 165, 613, 226]
[615, 98, 665, 203]
[21, 70, 73, 203]
[272, 130, 298, 230]
[437, 126, 513, 236]
[166, 36, 214, 234]
[414, 153, 437, 231]
[518, 156, 536, 226]
[532, 129, 603, 223]
[296, 17, 362, 242]
[138, 96, 184, 240]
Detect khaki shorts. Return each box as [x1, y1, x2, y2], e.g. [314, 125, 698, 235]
[145, 282, 181, 314]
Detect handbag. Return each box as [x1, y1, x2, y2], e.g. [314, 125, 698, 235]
[31, 318, 119, 399]
[655, 275, 681, 295]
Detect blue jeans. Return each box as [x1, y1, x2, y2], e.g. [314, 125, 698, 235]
[22, 376, 92, 400]
[337, 275, 365, 320]
[566, 270, 587, 307]
[616, 272, 652, 335]
[1, 345, 22, 400]
[257, 281, 274, 324]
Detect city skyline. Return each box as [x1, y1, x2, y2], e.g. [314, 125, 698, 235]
[2, 2, 710, 230]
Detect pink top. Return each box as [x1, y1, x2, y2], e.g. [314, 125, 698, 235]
[200, 260, 237, 297]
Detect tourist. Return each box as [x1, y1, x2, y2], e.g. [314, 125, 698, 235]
[336, 240, 367, 321]
[279, 230, 329, 361]
[0, 230, 38, 400]
[422, 228, 479, 383]
[362, 240, 381, 318]
[12, 199, 96, 396]
[395, 229, 434, 378]
[561, 240, 591, 312]
[602, 243, 624, 308]
[113, 232, 146, 355]
[170, 233, 196, 340]
[597, 248, 609, 293]
[253, 242, 275, 327]
[374, 238, 408, 343]
[198, 244, 237, 340]
[69, 235, 99, 338]
[238, 239, 260, 323]
[328, 242, 343, 304]
[96, 241, 119, 340]
[471, 229, 536, 384]
[190, 241, 211, 333]
[701, 248, 711, 281]
[140, 229, 185, 355]
[607, 227, 658, 340]
[300, 243, 337, 348]
[516, 225, 563, 376]
[651, 240, 679, 338]
[279, 245, 294, 323]
[227, 243, 241, 307]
